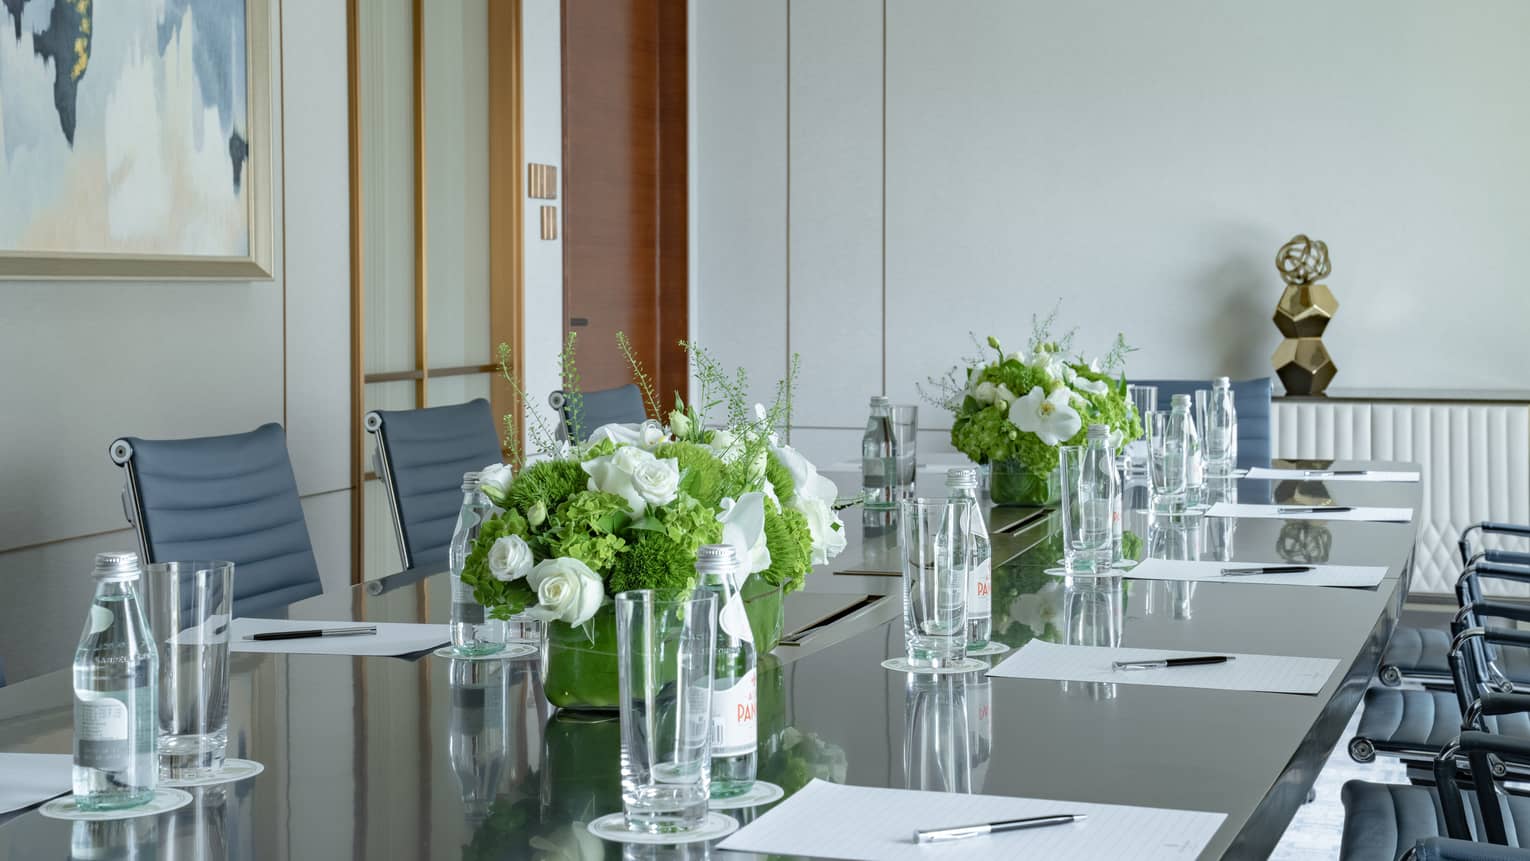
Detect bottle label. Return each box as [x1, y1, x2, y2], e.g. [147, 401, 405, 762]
[75, 691, 131, 771]
[968, 557, 992, 616]
[711, 667, 757, 757]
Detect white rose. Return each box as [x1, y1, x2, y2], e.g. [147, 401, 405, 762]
[973, 381, 998, 405]
[487, 535, 534, 582]
[588, 420, 668, 450]
[668, 410, 693, 439]
[708, 428, 742, 463]
[525, 557, 605, 626]
[478, 462, 514, 505]
[791, 494, 847, 565]
[582, 446, 680, 516]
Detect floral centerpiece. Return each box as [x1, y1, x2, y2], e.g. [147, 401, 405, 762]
[923, 309, 1141, 506]
[463, 334, 847, 710]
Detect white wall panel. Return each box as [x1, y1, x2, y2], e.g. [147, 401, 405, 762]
[693, 0, 788, 409]
[521, 0, 564, 440]
[787, 0, 883, 431]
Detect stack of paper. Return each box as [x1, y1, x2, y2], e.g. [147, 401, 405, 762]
[1205, 502, 1413, 523]
[1127, 558, 1388, 588]
[1245, 467, 1420, 482]
[0, 753, 71, 814]
[987, 640, 1338, 695]
[231, 619, 449, 656]
[717, 779, 1226, 861]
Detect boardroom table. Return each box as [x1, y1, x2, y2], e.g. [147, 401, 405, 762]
[0, 461, 1421, 859]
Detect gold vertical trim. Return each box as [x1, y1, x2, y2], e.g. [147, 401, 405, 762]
[346, 0, 365, 585]
[489, 0, 525, 457]
[412, 0, 429, 409]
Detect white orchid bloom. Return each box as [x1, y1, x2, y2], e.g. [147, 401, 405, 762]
[1009, 385, 1083, 446]
[1074, 376, 1111, 397]
[717, 492, 772, 576]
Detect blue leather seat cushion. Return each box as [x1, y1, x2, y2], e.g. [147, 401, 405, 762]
[1357, 688, 1530, 754]
[1341, 781, 1530, 860]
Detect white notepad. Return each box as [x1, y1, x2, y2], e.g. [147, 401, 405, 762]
[230, 619, 449, 656]
[717, 779, 1226, 861]
[987, 640, 1338, 695]
[0, 753, 71, 814]
[1128, 558, 1388, 588]
[1205, 502, 1414, 523]
[1245, 467, 1420, 482]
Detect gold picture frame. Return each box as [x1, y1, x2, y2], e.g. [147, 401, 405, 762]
[0, 0, 274, 281]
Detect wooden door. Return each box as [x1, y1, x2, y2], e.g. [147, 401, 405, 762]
[561, 0, 688, 413]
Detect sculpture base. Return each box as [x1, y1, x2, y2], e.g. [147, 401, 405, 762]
[1273, 337, 1337, 395]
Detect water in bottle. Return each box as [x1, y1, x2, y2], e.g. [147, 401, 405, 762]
[1205, 377, 1238, 476]
[1171, 394, 1203, 507]
[861, 396, 897, 510]
[449, 472, 505, 657]
[946, 468, 991, 648]
[698, 545, 757, 798]
[1078, 425, 1120, 571]
[73, 552, 157, 811]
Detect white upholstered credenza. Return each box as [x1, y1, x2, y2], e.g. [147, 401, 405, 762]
[1271, 389, 1530, 597]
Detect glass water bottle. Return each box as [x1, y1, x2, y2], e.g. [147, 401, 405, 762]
[1171, 394, 1203, 507]
[861, 396, 897, 510]
[1079, 425, 1121, 572]
[947, 468, 991, 648]
[73, 551, 157, 811]
[1205, 377, 1238, 476]
[449, 473, 505, 657]
[698, 544, 757, 798]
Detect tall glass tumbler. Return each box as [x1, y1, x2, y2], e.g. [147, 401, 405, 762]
[899, 498, 969, 668]
[143, 561, 234, 780]
[1055, 446, 1096, 573]
[1129, 385, 1158, 434]
[1145, 411, 1187, 511]
[616, 590, 717, 835]
[889, 405, 919, 500]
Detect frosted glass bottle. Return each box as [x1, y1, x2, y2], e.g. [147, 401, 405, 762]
[72, 551, 157, 811]
[698, 544, 757, 798]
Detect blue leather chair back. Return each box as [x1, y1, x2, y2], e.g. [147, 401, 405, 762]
[1133, 377, 1273, 469]
[365, 398, 504, 572]
[550, 384, 647, 441]
[110, 424, 322, 617]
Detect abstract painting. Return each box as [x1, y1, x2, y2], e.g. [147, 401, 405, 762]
[0, 0, 272, 278]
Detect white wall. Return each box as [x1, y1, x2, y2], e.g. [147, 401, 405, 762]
[693, 0, 1530, 468]
[0, 0, 353, 683]
[521, 0, 565, 445]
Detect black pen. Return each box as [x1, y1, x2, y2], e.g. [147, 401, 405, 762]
[249, 625, 377, 641]
[1113, 656, 1234, 670]
[915, 813, 1086, 843]
[1220, 565, 1315, 576]
[1305, 470, 1368, 476]
[1277, 506, 1353, 514]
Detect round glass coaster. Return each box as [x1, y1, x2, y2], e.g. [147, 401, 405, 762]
[586, 812, 739, 845]
[433, 643, 538, 661]
[881, 657, 988, 675]
[40, 788, 193, 821]
[967, 641, 1011, 657]
[709, 781, 784, 811]
[161, 758, 265, 788]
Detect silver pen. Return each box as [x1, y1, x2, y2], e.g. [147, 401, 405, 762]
[915, 813, 1086, 843]
[249, 625, 378, 642]
[1113, 656, 1234, 670]
[1221, 565, 1315, 576]
[1277, 506, 1352, 514]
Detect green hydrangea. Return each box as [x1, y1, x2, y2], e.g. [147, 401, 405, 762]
[505, 459, 588, 519]
[760, 499, 813, 593]
[643, 493, 723, 554]
[580, 438, 618, 461]
[607, 531, 699, 601]
[546, 491, 630, 572]
[764, 451, 796, 504]
[654, 442, 726, 509]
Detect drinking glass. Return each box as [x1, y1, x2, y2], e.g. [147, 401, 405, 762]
[903, 674, 971, 794]
[889, 405, 919, 499]
[1145, 411, 1187, 510]
[142, 561, 234, 780]
[1055, 446, 1099, 573]
[616, 590, 717, 834]
[1129, 385, 1158, 434]
[899, 498, 969, 668]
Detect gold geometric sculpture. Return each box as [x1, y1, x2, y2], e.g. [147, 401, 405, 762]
[1272, 234, 1338, 395]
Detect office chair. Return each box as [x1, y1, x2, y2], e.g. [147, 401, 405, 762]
[1132, 377, 1272, 469]
[548, 384, 647, 442]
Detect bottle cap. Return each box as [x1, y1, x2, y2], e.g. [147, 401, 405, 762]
[1087, 424, 1109, 440]
[460, 471, 482, 492]
[695, 544, 739, 577]
[870, 395, 890, 406]
[1213, 376, 1231, 388]
[945, 467, 979, 490]
[1171, 393, 1191, 407]
[93, 551, 142, 581]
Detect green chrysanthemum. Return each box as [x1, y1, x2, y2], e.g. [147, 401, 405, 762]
[760, 500, 813, 592]
[764, 450, 796, 503]
[607, 531, 700, 601]
[505, 459, 588, 519]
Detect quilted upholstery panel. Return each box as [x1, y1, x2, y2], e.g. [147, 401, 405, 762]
[1272, 401, 1530, 597]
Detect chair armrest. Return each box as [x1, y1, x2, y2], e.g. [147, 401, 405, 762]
[1462, 522, 1530, 564]
[1462, 692, 1530, 729]
[1456, 601, 1530, 629]
[1412, 837, 1530, 861]
[1456, 563, 1530, 608]
[1480, 549, 1530, 569]
[1436, 731, 1530, 844]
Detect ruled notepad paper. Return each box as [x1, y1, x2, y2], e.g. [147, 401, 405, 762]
[716, 779, 1226, 861]
[0, 753, 71, 814]
[987, 640, 1338, 695]
[230, 619, 449, 656]
[1127, 558, 1388, 589]
[1205, 502, 1413, 523]
[1245, 467, 1420, 483]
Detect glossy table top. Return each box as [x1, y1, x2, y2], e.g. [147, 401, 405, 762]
[0, 462, 1421, 859]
